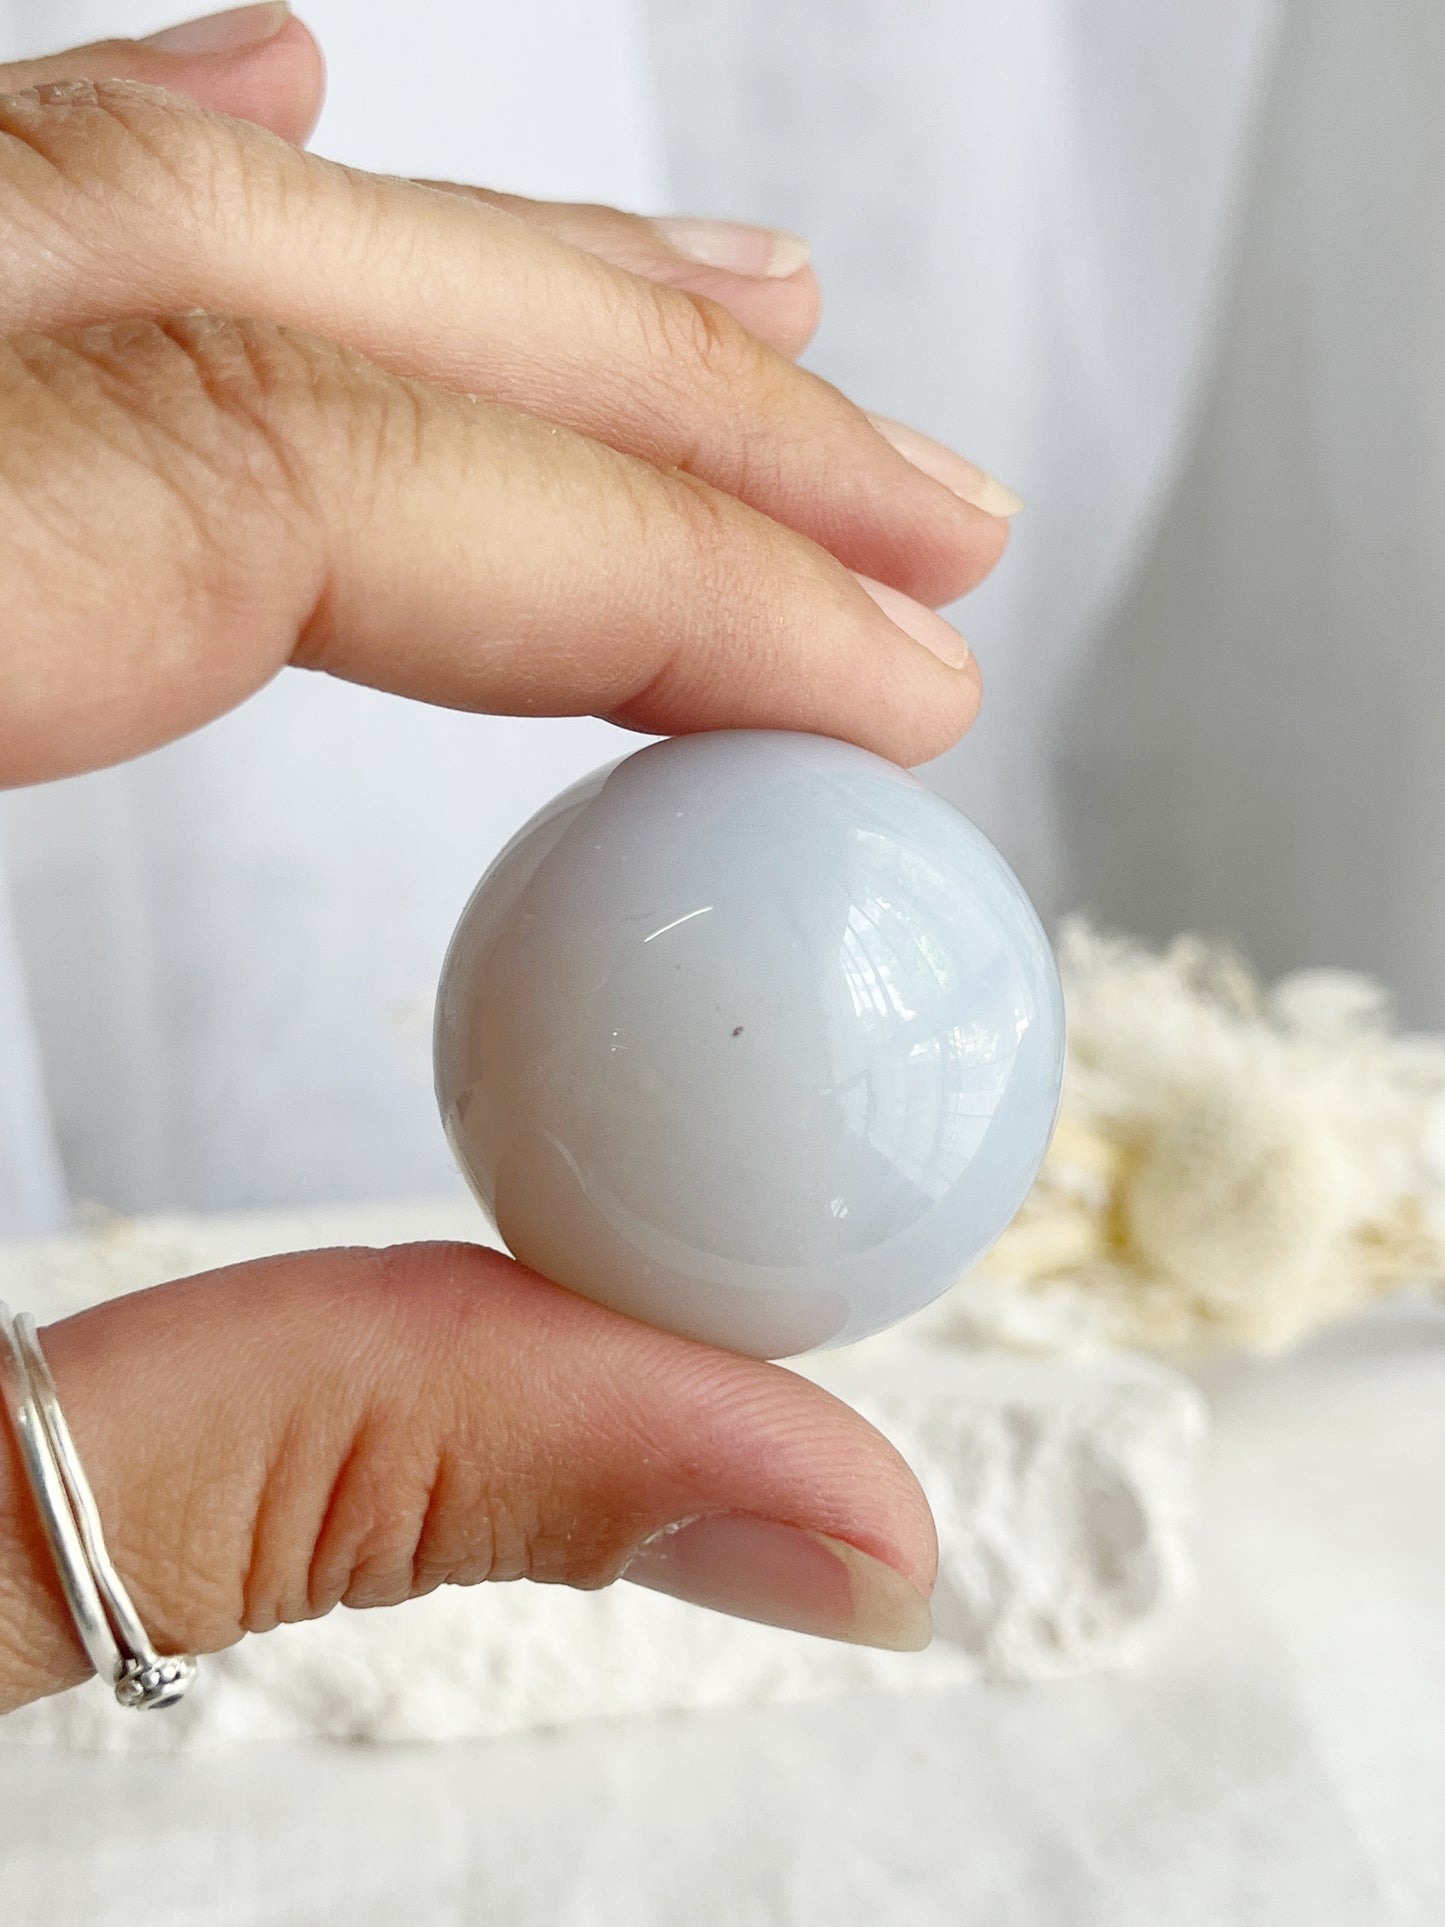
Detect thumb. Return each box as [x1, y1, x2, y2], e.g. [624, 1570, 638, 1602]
[0, 6, 326, 147]
[0, 1243, 936, 1713]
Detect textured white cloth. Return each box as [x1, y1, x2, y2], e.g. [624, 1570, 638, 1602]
[0, 1198, 1205, 1749]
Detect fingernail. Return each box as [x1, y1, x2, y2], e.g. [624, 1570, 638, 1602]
[868, 413, 1024, 518]
[623, 1515, 933, 1652]
[853, 574, 971, 669]
[144, 3, 291, 53]
[650, 217, 811, 280]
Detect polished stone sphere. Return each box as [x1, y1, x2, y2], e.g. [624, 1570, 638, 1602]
[434, 731, 1064, 1359]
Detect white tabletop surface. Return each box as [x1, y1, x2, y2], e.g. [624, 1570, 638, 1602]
[1, 1296, 1441, 1927]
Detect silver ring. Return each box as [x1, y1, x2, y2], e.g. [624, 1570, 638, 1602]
[0, 1302, 197, 1711]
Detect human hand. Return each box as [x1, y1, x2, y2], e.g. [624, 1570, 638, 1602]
[0, 6, 1018, 1709]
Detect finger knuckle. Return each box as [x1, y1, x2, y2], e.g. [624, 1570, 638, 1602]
[638, 283, 799, 513]
[287, 1252, 655, 1613]
[605, 465, 819, 734]
[70, 315, 315, 548]
[0, 318, 321, 702]
[678, 465, 813, 634]
[307, 1417, 438, 1619]
[646, 282, 766, 410]
[663, 466, 768, 634]
[0, 79, 286, 322]
[1, 78, 184, 210]
[293, 1443, 630, 1621]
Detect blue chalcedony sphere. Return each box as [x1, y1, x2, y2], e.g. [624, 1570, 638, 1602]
[434, 730, 1065, 1360]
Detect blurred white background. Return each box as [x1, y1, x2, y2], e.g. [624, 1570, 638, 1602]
[2, 0, 1441, 1236]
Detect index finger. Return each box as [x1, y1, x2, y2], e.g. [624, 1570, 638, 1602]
[0, 78, 1006, 610]
[0, 317, 979, 784]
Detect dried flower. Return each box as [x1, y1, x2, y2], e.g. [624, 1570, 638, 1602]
[927, 922, 1445, 1357]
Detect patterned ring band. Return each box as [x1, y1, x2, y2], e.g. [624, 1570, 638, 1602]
[0, 1301, 197, 1711]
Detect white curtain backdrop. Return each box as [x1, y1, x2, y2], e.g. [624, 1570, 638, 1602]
[648, 0, 1278, 906]
[1055, 0, 1445, 1023]
[0, 0, 667, 1231]
[2, 0, 1440, 1236]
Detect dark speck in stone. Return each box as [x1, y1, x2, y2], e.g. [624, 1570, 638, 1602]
[732, 1025, 745, 1037]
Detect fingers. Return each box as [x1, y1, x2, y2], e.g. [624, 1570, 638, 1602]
[0, 8, 325, 147]
[0, 78, 1006, 609]
[1, 23, 819, 361]
[0, 1243, 937, 1712]
[0, 317, 980, 784]
[418, 185, 824, 360]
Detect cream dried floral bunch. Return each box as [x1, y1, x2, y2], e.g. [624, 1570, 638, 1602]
[931, 921, 1445, 1358]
